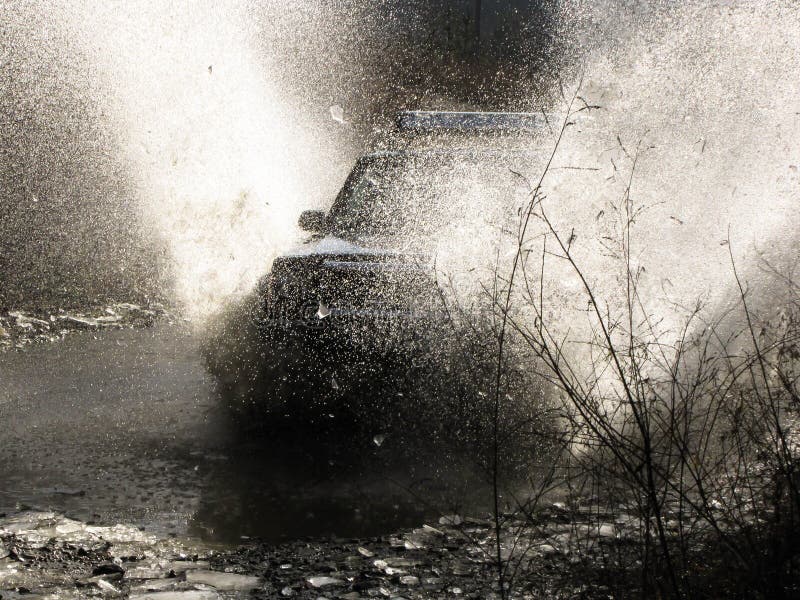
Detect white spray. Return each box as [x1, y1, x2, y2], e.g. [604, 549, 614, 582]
[56, 1, 349, 320]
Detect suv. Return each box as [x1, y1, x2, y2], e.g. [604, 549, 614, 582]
[251, 112, 546, 397]
[260, 111, 547, 338]
[261, 149, 444, 352]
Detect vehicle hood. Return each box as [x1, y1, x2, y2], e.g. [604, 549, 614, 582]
[282, 235, 390, 258]
[281, 235, 427, 261]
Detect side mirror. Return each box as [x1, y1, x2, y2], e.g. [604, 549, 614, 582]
[298, 210, 327, 233]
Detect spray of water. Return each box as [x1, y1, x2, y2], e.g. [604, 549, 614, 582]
[59, 2, 335, 320]
[5, 1, 797, 335]
[486, 0, 800, 350]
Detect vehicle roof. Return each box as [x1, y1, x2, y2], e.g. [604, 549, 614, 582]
[359, 147, 543, 161]
[396, 110, 555, 132]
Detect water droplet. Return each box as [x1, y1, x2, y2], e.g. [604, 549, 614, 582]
[330, 104, 346, 124]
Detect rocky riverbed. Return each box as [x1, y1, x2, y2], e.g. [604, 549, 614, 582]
[0, 303, 171, 350]
[0, 507, 638, 599]
[0, 312, 632, 598]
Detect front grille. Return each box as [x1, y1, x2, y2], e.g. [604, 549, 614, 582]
[319, 255, 432, 312]
[265, 253, 442, 334]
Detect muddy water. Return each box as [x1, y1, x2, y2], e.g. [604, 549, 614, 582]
[0, 325, 488, 544]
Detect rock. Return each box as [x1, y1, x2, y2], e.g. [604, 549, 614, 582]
[386, 558, 421, 568]
[166, 561, 210, 574]
[125, 566, 167, 580]
[357, 547, 374, 558]
[58, 314, 121, 328]
[8, 312, 49, 329]
[306, 575, 343, 588]
[373, 559, 388, 571]
[615, 513, 638, 526]
[130, 579, 183, 593]
[97, 578, 121, 593]
[92, 563, 125, 577]
[595, 523, 616, 538]
[51, 487, 86, 497]
[422, 524, 444, 536]
[184, 570, 260, 591]
[129, 592, 220, 600]
[539, 543, 559, 555]
[450, 560, 473, 576]
[439, 515, 463, 526]
[399, 575, 419, 586]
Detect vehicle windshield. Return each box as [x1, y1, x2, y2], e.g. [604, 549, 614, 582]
[326, 151, 526, 242]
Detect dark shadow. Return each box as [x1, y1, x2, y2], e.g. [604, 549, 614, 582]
[192, 292, 558, 543]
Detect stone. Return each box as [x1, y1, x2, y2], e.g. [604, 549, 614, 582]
[166, 561, 210, 574]
[539, 543, 559, 555]
[129, 592, 220, 600]
[184, 570, 261, 591]
[97, 578, 121, 593]
[93, 563, 125, 577]
[125, 566, 167, 580]
[595, 523, 616, 538]
[130, 579, 182, 592]
[306, 575, 343, 588]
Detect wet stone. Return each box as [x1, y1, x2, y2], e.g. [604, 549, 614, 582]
[0, 508, 634, 598]
[166, 561, 211, 574]
[184, 569, 261, 591]
[97, 578, 121, 593]
[130, 578, 184, 592]
[129, 592, 221, 600]
[124, 565, 168, 580]
[306, 575, 344, 588]
[0, 303, 168, 351]
[92, 562, 125, 577]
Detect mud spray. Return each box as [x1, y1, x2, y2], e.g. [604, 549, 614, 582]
[2, 1, 360, 317]
[60, 1, 348, 320]
[438, 0, 800, 367]
[3, 0, 798, 345]
[527, 1, 800, 341]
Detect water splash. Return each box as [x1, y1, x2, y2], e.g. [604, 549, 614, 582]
[63, 2, 330, 320]
[499, 1, 800, 344]
[4, 0, 797, 331]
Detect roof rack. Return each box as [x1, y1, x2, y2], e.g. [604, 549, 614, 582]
[396, 110, 551, 133]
